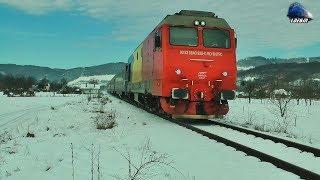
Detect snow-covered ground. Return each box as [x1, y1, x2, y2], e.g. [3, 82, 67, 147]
[0, 93, 302, 179]
[226, 98, 320, 148]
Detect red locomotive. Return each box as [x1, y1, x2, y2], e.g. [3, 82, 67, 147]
[107, 10, 237, 119]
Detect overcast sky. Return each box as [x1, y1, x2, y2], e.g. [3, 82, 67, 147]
[0, 0, 319, 68]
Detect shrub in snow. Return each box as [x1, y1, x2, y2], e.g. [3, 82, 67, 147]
[272, 117, 293, 134]
[97, 97, 110, 113]
[113, 139, 180, 180]
[26, 132, 35, 138]
[0, 156, 4, 167]
[243, 114, 254, 127]
[94, 110, 117, 130]
[100, 97, 109, 105]
[97, 91, 103, 98]
[6, 171, 12, 177]
[14, 167, 20, 173]
[5, 142, 19, 154]
[87, 95, 92, 103]
[53, 133, 66, 137]
[0, 131, 12, 144]
[45, 166, 51, 172]
[95, 104, 105, 113]
[253, 123, 272, 132]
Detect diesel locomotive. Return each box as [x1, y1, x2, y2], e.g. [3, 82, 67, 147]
[107, 10, 237, 119]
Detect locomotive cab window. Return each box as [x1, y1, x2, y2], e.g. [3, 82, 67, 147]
[169, 27, 198, 46]
[203, 29, 230, 48]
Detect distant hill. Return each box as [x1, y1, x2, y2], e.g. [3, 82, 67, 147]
[0, 62, 125, 81]
[237, 56, 320, 68]
[238, 61, 320, 82]
[2, 56, 320, 84]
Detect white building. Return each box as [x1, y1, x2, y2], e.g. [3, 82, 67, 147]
[80, 83, 101, 95]
[68, 75, 114, 87]
[67, 74, 115, 95]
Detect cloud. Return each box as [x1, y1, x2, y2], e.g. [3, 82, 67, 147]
[75, 0, 320, 53]
[0, 0, 73, 14]
[1, 0, 319, 58]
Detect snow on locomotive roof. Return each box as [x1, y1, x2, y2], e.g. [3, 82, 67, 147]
[158, 10, 230, 28]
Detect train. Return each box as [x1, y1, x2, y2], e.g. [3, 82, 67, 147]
[107, 10, 237, 119]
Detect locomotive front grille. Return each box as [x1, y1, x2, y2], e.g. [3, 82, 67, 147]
[172, 88, 189, 99]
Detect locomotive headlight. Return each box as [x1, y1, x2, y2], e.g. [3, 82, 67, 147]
[194, 20, 200, 26]
[222, 71, 228, 77]
[175, 69, 182, 75]
[200, 21, 206, 26]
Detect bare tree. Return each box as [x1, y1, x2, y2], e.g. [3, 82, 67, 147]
[300, 78, 314, 106]
[113, 139, 184, 180]
[255, 86, 268, 103]
[269, 89, 292, 118]
[291, 85, 303, 105]
[268, 89, 294, 133]
[38, 77, 49, 91]
[97, 145, 101, 180]
[91, 143, 94, 180]
[242, 81, 256, 103]
[70, 143, 75, 180]
[316, 84, 320, 100]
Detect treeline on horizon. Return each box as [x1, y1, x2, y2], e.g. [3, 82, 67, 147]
[239, 76, 320, 104]
[0, 74, 69, 92]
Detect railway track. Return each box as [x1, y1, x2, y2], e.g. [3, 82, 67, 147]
[204, 119, 320, 157]
[167, 118, 320, 180]
[112, 94, 320, 179]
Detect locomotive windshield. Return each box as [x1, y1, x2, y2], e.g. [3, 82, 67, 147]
[169, 27, 198, 46]
[203, 29, 230, 48]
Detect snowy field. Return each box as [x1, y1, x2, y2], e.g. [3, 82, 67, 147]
[1, 92, 318, 179]
[226, 98, 320, 148]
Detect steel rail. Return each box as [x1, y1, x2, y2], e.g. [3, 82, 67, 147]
[205, 119, 320, 157]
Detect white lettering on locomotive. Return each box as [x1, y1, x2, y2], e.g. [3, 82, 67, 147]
[198, 72, 207, 79]
[180, 50, 223, 56]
